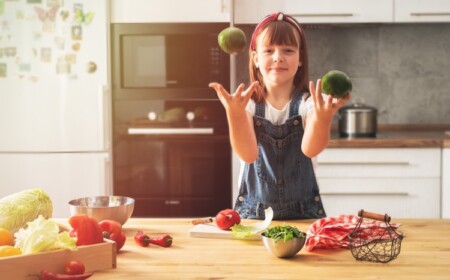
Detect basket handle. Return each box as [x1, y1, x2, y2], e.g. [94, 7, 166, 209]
[358, 209, 391, 222]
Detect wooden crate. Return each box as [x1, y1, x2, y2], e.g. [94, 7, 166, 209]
[0, 239, 116, 279]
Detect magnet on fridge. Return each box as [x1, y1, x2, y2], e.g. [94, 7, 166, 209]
[71, 25, 82, 40]
[87, 62, 97, 73]
[72, 42, 80, 51]
[0, 63, 6, 78]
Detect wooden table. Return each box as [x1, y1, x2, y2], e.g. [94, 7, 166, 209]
[90, 218, 450, 279]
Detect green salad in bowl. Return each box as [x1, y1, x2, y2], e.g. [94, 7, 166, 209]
[261, 225, 306, 258]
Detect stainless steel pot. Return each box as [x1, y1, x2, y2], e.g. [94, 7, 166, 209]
[338, 98, 377, 138]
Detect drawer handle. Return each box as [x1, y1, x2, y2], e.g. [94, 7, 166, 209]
[318, 162, 410, 166]
[410, 12, 450, 17]
[128, 128, 214, 135]
[165, 200, 180, 205]
[321, 192, 409, 196]
[290, 13, 354, 17]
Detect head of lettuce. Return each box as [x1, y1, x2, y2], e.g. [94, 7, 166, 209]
[0, 188, 53, 233]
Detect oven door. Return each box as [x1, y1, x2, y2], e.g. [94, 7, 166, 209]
[114, 130, 232, 217]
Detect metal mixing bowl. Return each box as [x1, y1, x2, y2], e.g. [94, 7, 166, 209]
[69, 196, 135, 225]
[261, 235, 306, 258]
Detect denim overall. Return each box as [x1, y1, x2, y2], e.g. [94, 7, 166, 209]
[234, 91, 326, 220]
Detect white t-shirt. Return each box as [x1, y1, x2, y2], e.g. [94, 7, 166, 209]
[245, 93, 315, 126]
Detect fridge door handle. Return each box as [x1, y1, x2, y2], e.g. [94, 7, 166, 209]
[100, 85, 111, 150]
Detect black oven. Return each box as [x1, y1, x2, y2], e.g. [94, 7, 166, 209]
[112, 100, 232, 217]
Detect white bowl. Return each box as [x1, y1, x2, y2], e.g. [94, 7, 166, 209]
[261, 235, 306, 258]
[69, 196, 134, 225]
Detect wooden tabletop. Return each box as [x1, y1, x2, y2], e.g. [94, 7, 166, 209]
[90, 218, 450, 279]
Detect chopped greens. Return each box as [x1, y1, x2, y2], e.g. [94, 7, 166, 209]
[261, 225, 306, 243]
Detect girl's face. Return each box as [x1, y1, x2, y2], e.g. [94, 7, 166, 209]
[252, 28, 301, 89]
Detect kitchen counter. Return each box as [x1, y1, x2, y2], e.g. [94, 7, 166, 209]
[89, 218, 450, 279]
[329, 124, 450, 148]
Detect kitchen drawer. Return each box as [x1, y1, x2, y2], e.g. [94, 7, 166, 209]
[395, 0, 450, 22]
[316, 148, 441, 178]
[318, 178, 441, 218]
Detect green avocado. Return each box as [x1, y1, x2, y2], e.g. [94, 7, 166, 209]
[321, 70, 352, 98]
[218, 27, 247, 55]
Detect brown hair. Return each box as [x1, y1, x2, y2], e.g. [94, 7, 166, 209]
[249, 14, 309, 103]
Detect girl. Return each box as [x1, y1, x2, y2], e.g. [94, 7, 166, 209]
[209, 12, 350, 219]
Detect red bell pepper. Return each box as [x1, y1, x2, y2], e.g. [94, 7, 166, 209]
[98, 219, 126, 252]
[68, 214, 104, 246]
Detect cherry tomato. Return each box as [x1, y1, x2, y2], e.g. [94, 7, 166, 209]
[64, 260, 86, 275]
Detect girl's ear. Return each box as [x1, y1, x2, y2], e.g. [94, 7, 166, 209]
[298, 60, 302, 68]
[251, 51, 259, 68]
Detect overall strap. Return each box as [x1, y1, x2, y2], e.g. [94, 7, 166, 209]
[255, 101, 265, 118]
[288, 90, 302, 118]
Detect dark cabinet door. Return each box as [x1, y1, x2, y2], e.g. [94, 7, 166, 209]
[114, 135, 232, 217]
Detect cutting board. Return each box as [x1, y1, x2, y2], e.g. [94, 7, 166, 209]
[189, 224, 261, 240]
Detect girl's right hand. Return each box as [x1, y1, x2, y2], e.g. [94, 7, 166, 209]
[209, 82, 259, 113]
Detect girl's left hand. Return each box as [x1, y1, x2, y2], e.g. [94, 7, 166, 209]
[309, 79, 350, 122]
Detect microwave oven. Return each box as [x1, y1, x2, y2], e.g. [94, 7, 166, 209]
[111, 23, 230, 100]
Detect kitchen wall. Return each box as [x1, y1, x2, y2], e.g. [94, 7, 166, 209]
[235, 23, 450, 125]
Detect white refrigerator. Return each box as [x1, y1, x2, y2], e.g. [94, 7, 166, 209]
[0, 0, 111, 218]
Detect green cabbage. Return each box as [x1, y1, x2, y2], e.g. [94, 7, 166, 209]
[14, 215, 77, 254]
[0, 188, 53, 233]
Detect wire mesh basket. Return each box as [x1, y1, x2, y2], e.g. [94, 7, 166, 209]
[348, 209, 404, 263]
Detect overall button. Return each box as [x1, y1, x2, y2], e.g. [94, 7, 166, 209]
[318, 209, 324, 215]
[255, 120, 261, 126]
[314, 196, 320, 202]
[293, 119, 299, 125]
[238, 196, 244, 202]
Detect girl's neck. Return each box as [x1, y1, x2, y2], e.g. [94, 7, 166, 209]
[265, 83, 294, 110]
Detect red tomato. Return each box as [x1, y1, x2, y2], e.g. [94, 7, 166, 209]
[64, 260, 86, 275]
[215, 209, 241, 230]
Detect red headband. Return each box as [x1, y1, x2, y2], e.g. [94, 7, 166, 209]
[249, 12, 303, 51]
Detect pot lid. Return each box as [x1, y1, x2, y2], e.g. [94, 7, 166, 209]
[339, 97, 377, 113]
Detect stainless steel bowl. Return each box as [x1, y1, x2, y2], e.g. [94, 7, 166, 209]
[261, 235, 306, 258]
[69, 196, 135, 225]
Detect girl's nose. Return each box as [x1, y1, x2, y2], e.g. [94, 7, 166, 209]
[273, 49, 284, 62]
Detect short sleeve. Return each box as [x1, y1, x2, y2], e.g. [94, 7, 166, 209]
[299, 95, 314, 128]
[246, 99, 256, 116]
[299, 93, 328, 128]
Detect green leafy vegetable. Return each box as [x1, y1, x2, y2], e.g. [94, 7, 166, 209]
[261, 225, 306, 243]
[0, 188, 53, 233]
[230, 207, 274, 239]
[14, 215, 77, 254]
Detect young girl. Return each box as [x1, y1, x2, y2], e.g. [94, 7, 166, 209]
[209, 12, 350, 220]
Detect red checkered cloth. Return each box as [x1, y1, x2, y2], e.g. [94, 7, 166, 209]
[305, 215, 401, 252]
